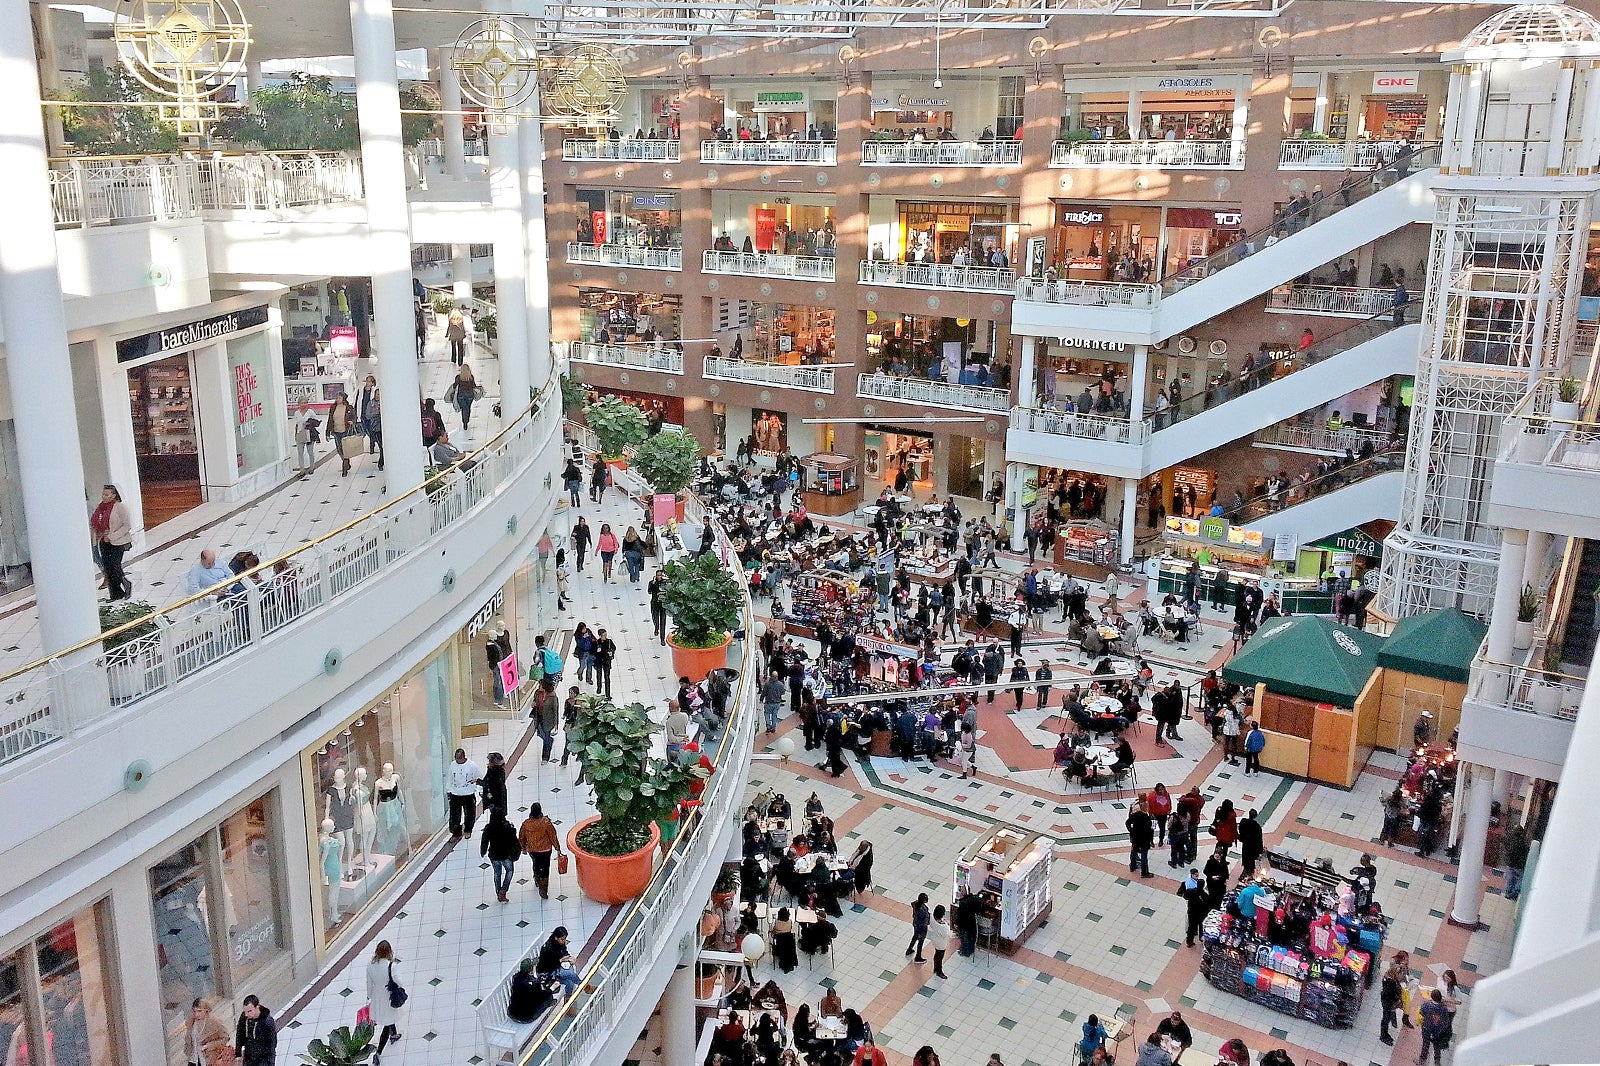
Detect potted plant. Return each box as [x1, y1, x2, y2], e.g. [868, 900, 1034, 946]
[100, 600, 159, 702]
[583, 395, 648, 467]
[632, 428, 702, 522]
[298, 1023, 376, 1065]
[1531, 648, 1564, 716]
[710, 865, 739, 911]
[660, 553, 743, 682]
[558, 371, 588, 414]
[431, 293, 454, 325]
[1514, 584, 1539, 650]
[640, 748, 705, 851]
[1552, 376, 1582, 424]
[1517, 416, 1549, 462]
[565, 695, 706, 904]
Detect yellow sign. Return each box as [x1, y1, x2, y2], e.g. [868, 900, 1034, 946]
[865, 310, 878, 325]
[956, 318, 971, 327]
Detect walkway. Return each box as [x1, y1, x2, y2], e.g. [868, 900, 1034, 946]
[0, 325, 501, 672]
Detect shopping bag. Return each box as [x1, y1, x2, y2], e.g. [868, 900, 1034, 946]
[356, 1004, 372, 1027]
[341, 435, 364, 459]
[557, 852, 569, 875]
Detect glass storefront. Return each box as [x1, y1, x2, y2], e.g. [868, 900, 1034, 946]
[574, 189, 682, 249]
[304, 649, 451, 944]
[894, 201, 1019, 267]
[866, 314, 1003, 385]
[1051, 203, 1161, 283]
[578, 289, 682, 347]
[746, 304, 835, 364]
[451, 556, 556, 732]
[0, 902, 121, 1066]
[151, 794, 287, 1064]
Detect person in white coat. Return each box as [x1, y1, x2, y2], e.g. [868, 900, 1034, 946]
[366, 940, 405, 1063]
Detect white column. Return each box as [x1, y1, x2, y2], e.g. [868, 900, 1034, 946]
[1457, 66, 1486, 175]
[1007, 462, 1028, 553]
[0, 0, 102, 654]
[489, 122, 531, 428]
[1230, 90, 1247, 164]
[1125, 91, 1141, 140]
[1484, 527, 1527, 701]
[1522, 530, 1549, 591]
[1576, 63, 1600, 175]
[1127, 344, 1149, 422]
[1450, 763, 1496, 927]
[1493, 767, 1514, 807]
[1016, 335, 1038, 409]
[438, 47, 467, 181]
[350, 0, 425, 494]
[658, 953, 699, 1066]
[451, 244, 473, 302]
[1120, 476, 1139, 564]
[520, 107, 555, 389]
[245, 59, 263, 102]
[1312, 72, 1331, 132]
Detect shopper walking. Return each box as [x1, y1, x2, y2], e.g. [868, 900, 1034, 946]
[761, 671, 786, 733]
[446, 305, 468, 363]
[90, 484, 134, 600]
[929, 904, 950, 978]
[1178, 869, 1210, 947]
[358, 375, 385, 470]
[532, 679, 560, 762]
[232, 996, 278, 1066]
[1238, 808, 1264, 878]
[446, 364, 480, 434]
[1379, 958, 1404, 1044]
[519, 803, 564, 899]
[648, 571, 669, 645]
[592, 627, 615, 698]
[446, 748, 482, 839]
[906, 892, 931, 962]
[480, 807, 521, 902]
[589, 455, 608, 504]
[562, 457, 582, 506]
[1126, 799, 1154, 878]
[597, 523, 619, 582]
[366, 941, 405, 1063]
[1417, 989, 1452, 1065]
[328, 392, 356, 476]
[1243, 721, 1265, 775]
[572, 516, 592, 573]
[182, 997, 230, 1066]
[1147, 784, 1173, 847]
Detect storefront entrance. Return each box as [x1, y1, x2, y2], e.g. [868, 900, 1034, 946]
[864, 427, 935, 495]
[127, 353, 203, 525]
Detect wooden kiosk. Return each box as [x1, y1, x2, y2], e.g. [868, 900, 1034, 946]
[799, 452, 862, 516]
[953, 824, 1052, 954]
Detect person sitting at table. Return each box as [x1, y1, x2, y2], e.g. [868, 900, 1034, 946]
[739, 854, 767, 903]
[709, 1013, 746, 1062]
[741, 819, 766, 861]
[842, 1009, 870, 1053]
[1092, 655, 1117, 676]
[819, 988, 843, 1019]
[1112, 736, 1136, 774]
[1054, 733, 1074, 769]
[767, 793, 792, 825]
[1155, 1012, 1193, 1065]
[770, 908, 799, 973]
[1135, 1032, 1173, 1066]
[737, 901, 760, 937]
[792, 1005, 819, 1058]
[1078, 1014, 1109, 1065]
[804, 792, 824, 820]
[772, 850, 806, 899]
[752, 1011, 784, 1060]
[801, 910, 839, 955]
[1160, 606, 1190, 643]
[810, 823, 838, 854]
[751, 979, 789, 1023]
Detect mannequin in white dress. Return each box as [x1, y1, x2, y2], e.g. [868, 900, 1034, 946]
[375, 762, 407, 856]
[353, 766, 377, 869]
[318, 818, 344, 923]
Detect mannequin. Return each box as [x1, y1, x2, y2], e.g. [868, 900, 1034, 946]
[487, 626, 508, 706]
[319, 818, 344, 924]
[375, 762, 407, 856]
[323, 768, 355, 877]
[353, 766, 377, 869]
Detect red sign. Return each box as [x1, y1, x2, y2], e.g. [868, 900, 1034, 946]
[591, 210, 608, 245]
[328, 325, 359, 358]
[754, 208, 777, 253]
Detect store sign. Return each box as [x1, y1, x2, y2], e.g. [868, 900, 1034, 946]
[902, 95, 951, 109]
[1154, 76, 1221, 91]
[631, 194, 673, 209]
[117, 305, 269, 363]
[857, 633, 919, 658]
[465, 589, 506, 641]
[328, 325, 359, 358]
[1371, 71, 1421, 94]
[1058, 209, 1107, 226]
[1201, 516, 1227, 541]
[1312, 526, 1384, 557]
[1055, 336, 1127, 353]
[1214, 211, 1243, 227]
[754, 91, 805, 111]
[1164, 516, 1263, 549]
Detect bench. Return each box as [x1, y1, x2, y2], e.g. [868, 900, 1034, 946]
[477, 959, 562, 1064]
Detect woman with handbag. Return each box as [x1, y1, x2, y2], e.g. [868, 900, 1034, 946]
[366, 940, 406, 1064]
[518, 802, 565, 899]
[446, 364, 480, 434]
[328, 393, 357, 477]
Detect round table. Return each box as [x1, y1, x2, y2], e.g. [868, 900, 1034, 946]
[1087, 696, 1121, 716]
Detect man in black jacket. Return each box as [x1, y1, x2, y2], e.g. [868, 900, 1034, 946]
[507, 959, 554, 1023]
[1238, 809, 1265, 878]
[1126, 800, 1154, 878]
[1177, 870, 1211, 947]
[234, 997, 278, 1066]
[591, 628, 615, 698]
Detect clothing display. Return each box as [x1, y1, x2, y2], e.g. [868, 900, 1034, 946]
[324, 783, 357, 832]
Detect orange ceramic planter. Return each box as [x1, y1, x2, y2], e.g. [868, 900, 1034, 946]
[567, 817, 660, 904]
[669, 632, 733, 684]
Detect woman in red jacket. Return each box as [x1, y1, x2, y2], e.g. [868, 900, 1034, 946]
[1147, 783, 1174, 847]
[1210, 798, 1239, 859]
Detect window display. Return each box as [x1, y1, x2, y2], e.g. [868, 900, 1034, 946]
[228, 333, 281, 478]
[35, 905, 120, 1066]
[305, 649, 451, 943]
[129, 353, 203, 524]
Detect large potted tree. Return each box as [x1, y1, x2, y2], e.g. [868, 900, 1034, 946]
[632, 428, 701, 523]
[660, 553, 743, 682]
[566, 695, 706, 904]
[582, 395, 648, 469]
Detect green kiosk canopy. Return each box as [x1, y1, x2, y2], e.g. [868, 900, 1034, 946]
[1222, 615, 1384, 706]
[1375, 608, 1487, 685]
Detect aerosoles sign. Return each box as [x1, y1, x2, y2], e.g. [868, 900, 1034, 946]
[118, 306, 270, 364]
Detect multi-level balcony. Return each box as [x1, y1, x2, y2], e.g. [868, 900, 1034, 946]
[1265, 284, 1395, 318]
[702, 250, 836, 282]
[1049, 139, 1240, 168]
[857, 372, 1010, 414]
[859, 260, 1015, 295]
[1489, 379, 1600, 536]
[703, 357, 836, 393]
[699, 140, 837, 165]
[861, 140, 1022, 166]
[565, 242, 683, 270]
[562, 138, 681, 162]
[569, 342, 685, 375]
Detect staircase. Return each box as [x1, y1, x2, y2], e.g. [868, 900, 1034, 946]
[1560, 538, 1600, 669]
[1243, 462, 1405, 544]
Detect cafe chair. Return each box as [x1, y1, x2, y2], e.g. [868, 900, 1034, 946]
[1107, 1005, 1137, 1063]
[975, 913, 1000, 956]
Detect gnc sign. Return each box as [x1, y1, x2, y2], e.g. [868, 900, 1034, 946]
[1371, 70, 1420, 94]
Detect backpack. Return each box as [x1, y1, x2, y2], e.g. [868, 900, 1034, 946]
[421, 412, 440, 439]
[540, 647, 564, 681]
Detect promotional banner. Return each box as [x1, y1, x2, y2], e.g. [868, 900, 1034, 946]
[498, 653, 520, 696]
[591, 210, 608, 245]
[754, 208, 778, 253]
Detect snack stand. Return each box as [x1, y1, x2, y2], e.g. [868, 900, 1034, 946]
[800, 452, 862, 517]
[1054, 524, 1120, 578]
[1198, 877, 1383, 1029]
[1157, 518, 1331, 613]
[953, 825, 1052, 954]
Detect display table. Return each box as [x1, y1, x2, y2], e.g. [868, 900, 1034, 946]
[954, 825, 1052, 954]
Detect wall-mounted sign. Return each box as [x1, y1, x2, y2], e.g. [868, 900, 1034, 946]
[1311, 526, 1384, 557]
[1164, 515, 1264, 550]
[1058, 209, 1107, 225]
[1371, 71, 1421, 94]
[1214, 211, 1243, 227]
[117, 305, 269, 363]
[753, 90, 805, 111]
[1054, 336, 1128, 353]
[901, 95, 951, 109]
[1154, 75, 1221, 91]
[465, 588, 506, 641]
[630, 193, 673, 209]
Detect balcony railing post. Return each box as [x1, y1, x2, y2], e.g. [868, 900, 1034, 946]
[71, 159, 88, 229]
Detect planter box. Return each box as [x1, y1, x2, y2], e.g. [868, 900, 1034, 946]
[567, 816, 661, 904]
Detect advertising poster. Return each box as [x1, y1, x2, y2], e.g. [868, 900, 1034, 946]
[754, 208, 778, 253]
[497, 653, 520, 696]
[751, 408, 790, 455]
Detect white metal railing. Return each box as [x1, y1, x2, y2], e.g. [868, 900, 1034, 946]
[858, 260, 1015, 294]
[698, 140, 837, 165]
[1009, 404, 1149, 446]
[701, 250, 836, 282]
[570, 342, 685, 374]
[563, 138, 681, 162]
[1253, 420, 1395, 454]
[1265, 285, 1394, 317]
[1500, 378, 1600, 472]
[0, 386, 561, 771]
[861, 140, 1023, 166]
[1471, 655, 1585, 722]
[1013, 276, 1158, 309]
[1278, 138, 1422, 170]
[856, 372, 1010, 414]
[515, 462, 758, 1066]
[565, 242, 683, 270]
[1049, 139, 1239, 168]
[703, 357, 836, 393]
[47, 151, 366, 227]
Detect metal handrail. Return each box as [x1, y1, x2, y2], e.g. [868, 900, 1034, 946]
[1217, 448, 1404, 523]
[856, 371, 1010, 413]
[703, 357, 836, 393]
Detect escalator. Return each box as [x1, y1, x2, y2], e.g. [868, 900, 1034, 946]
[1560, 538, 1600, 670]
[1228, 449, 1407, 544]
